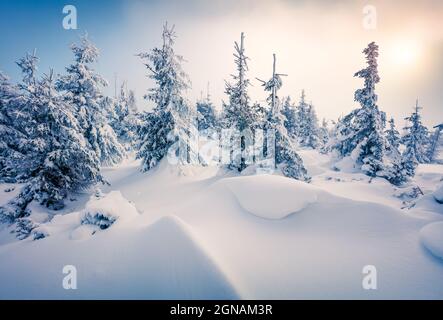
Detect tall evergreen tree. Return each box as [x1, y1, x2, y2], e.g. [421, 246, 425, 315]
[332, 42, 387, 177]
[385, 117, 401, 158]
[297, 96, 321, 149]
[0, 70, 103, 238]
[127, 90, 137, 114]
[259, 54, 309, 181]
[57, 34, 125, 166]
[401, 99, 430, 176]
[221, 32, 262, 171]
[114, 82, 130, 124]
[319, 118, 330, 152]
[12, 51, 46, 180]
[136, 23, 192, 171]
[26, 70, 103, 210]
[0, 71, 27, 181]
[281, 96, 298, 140]
[197, 90, 217, 131]
[111, 83, 140, 148]
[428, 124, 443, 163]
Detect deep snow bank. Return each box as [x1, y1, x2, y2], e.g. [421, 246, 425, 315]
[420, 222, 443, 260]
[0, 214, 239, 299]
[218, 174, 320, 219]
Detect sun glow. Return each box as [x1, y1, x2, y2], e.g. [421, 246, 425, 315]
[391, 40, 422, 66]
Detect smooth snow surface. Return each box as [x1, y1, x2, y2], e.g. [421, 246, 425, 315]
[420, 222, 443, 260]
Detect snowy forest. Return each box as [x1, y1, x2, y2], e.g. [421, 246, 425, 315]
[1, 13, 443, 299]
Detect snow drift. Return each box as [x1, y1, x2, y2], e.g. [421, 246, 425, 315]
[219, 174, 320, 219]
[0, 214, 239, 299]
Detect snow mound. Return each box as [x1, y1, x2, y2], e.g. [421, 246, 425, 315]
[220, 174, 320, 219]
[70, 191, 139, 239]
[420, 222, 443, 260]
[80, 191, 138, 226]
[433, 185, 443, 204]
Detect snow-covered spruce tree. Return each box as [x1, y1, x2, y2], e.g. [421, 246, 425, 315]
[332, 42, 388, 177]
[303, 105, 321, 149]
[383, 118, 409, 186]
[57, 34, 125, 166]
[319, 119, 331, 153]
[136, 23, 192, 171]
[428, 124, 443, 163]
[221, 32, 262, 171]
[402, 99, 430, 164]
[8, 51, 46, 181]
[196, 93, 218, 131]
[281, 96, 298, 140]
[111, 83, 140, 148]
[296, 90, 321, 149]
[113, 83, 130, 126]
[128, 90, 138, 113]
[401, 100, 431, 176]
[0, 71, 29, 182]
[295, 90, 308, 139]
[258, 54, 309, 181]
[0, 70, 103, 238]
[385, 117, 401, 158]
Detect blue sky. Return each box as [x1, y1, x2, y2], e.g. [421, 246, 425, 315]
[0, 0, 124, 82]
[1, 0, 442, 126]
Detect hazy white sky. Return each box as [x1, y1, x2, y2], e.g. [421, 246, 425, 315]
[2, 0, 442, 127]
[99, 0, 443, 128]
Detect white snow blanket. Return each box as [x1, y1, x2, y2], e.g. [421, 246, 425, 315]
[1, 155, 443, 299]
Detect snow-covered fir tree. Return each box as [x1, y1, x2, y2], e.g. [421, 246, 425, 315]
[136, 23, 192, 171]
[332, 42, 387, 177]
[319, 118, 330, 152]
[196, 90, 218, 131]
[259, 54, 309, 181]
[57, 34, 125, 166]
[401, 99, 430, 176]
[127, 89, 137, 114]
[280, 96, 298, 140]
[295, 90, 308, 137]
[295, 90, 321, 149]
[0, 71, 28, 182]
[0, 70, 103, 238]
[385, 117, 401, 158]
[428, 124, 443, 163]
[111, 82, 140, 148]
[113, 82, 130, 125]
[221, 32, 262, 171]
[9, 51, 45, 181]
